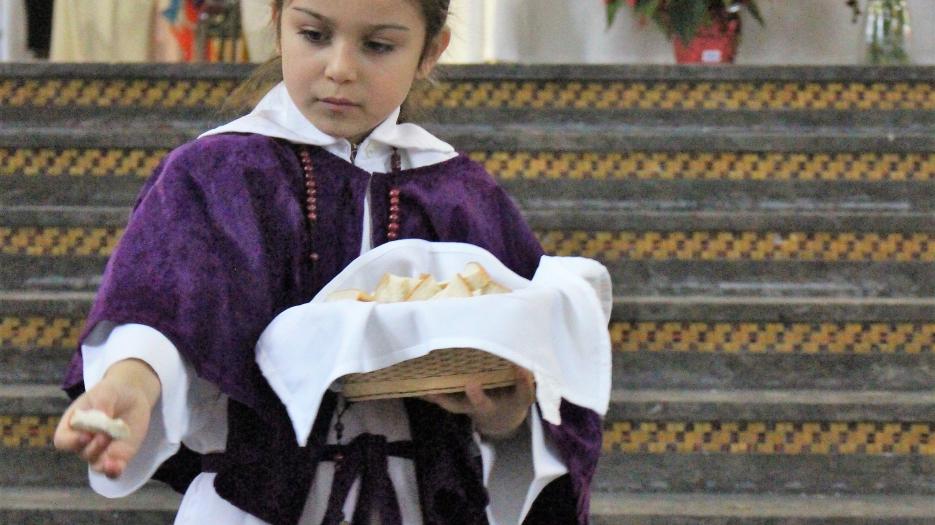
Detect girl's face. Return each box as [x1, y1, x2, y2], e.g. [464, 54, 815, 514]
[279, 0, 448, 144]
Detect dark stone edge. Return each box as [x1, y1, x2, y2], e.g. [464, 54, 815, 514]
[1, 124, 933, 152]
[3, 63, 934, 82]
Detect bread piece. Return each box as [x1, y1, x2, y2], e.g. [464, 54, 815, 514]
[480, 281, 511, 295]
[431, 274, 472, 299]
[70, 409, 131, 440]
[405, 274, 444, 301]
[325, 288, 374, 302]
[459, 262, 491, 291]
[372, 273, 417, 303]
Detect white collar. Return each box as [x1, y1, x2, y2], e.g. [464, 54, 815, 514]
[200, 82, 454, 155]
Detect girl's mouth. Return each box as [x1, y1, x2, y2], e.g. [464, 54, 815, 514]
[320, 97, 358, 111]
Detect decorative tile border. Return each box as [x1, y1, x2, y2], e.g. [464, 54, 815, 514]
[537, 231, 935, 262]
[3, 149, 933, 182]
[612, 322, 935, 354]
[5, 415, 935, 454]
[2, 78, 932, 110]
[5, 227, 935, 262]
[604, 421, 935, 455]
[5, 316, 934, 355]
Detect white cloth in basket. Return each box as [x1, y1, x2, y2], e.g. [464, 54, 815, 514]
[256, 239, 613, 446]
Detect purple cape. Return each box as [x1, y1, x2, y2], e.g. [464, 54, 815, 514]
[63, 134, 602, 524]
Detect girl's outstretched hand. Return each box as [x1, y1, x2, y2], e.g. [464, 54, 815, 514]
[423, 366, 535, 440]
[53, 359, 161, 479]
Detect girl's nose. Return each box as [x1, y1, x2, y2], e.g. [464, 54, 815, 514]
[324, 41, 358, 84]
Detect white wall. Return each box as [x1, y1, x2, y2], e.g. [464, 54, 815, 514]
[444, 0, 934, 65]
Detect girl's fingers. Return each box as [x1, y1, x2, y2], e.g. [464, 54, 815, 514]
[421, 393, 471, 414]
[90, 445, 128, 479]
[80, 432, 113, 464]
[463, 382, 494, 414]
[53, 400, 93, 452]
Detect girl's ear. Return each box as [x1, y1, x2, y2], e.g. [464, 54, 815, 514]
[417, 27, 451, 80]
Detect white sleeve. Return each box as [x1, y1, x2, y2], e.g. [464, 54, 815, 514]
[80, 322, 226, 498]
[478, 407, 568, 525]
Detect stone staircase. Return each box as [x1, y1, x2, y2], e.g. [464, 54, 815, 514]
[1, 63, 935, 524]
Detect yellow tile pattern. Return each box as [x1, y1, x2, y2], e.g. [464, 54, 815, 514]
[538, 231, 935, 262]
[4, 227, 935, 262]
[0, 148, 167, 177]
[0, 416, 59, 448]
[5, 317, 933, 356]
[0, 317, 82, 350]
[1, 79, 932, 110]
[0, 227, 121, 256]
[603, 421, 935, 454]
[469, 151, 935, 181]
[611, 322, 935, 354]
[2, 149, 931, 182]
[416, 80, 935, 110]
[0, 79, 238, 108]
[4, 415, 935, 454]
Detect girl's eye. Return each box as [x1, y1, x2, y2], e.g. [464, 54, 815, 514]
[365, 41, 395, 54]
[300, 29, 327, 44]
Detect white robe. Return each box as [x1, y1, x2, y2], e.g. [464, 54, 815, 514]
[82, 83, 571, 525]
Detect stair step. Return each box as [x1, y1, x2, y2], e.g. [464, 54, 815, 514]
[615, 353, 935, 392]
[5, 252, 935, 299]
[593, 454, 935, 496]
[7, 314, 935, 387]
[614, 296, 935, 322]
[607, 389, 935, 422]
[3, 292, 935, 321]
[7, 201, 935, 232]
[7, 348, 935, 392]
[590, 493, 935, 524]
[3, 123, 932, 153]
[0, 384, 67, 414]
[0, 486, 177, 525]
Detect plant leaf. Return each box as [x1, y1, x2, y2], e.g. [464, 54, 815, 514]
[606, 1, 622, 27]
[636, 0, 662, 18]
[668, 0, 709, 42]
[745, 0, 765, 25]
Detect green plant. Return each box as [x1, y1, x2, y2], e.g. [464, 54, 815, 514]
[606, 0, 765, 43]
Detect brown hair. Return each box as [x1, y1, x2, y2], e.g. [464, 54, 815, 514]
[224, 0, 450, 119]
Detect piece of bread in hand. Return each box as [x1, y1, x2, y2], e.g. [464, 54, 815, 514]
[70, 409, 131, 440]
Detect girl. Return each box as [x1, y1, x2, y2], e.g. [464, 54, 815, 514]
[53, 1, 604, 524]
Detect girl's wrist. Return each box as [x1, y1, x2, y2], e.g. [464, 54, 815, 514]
[104, 358, 162, 409]
[475, 410, 528, 440]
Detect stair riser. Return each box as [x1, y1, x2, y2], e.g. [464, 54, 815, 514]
[594, 455, 935, 495]
[4, 125, 934, 153]
[7, 346, 935, 394]
[591, 517, 935, 525]
[0, 449, 86, 486]
[0, 511, 174, 525]
[7, 447, 935, 495]
[5, 251, 935, 300]
[614, 353, 935, 393]
[7, 176, 935, 232]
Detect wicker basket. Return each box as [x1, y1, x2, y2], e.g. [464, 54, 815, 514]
[341, 348, 517, 401]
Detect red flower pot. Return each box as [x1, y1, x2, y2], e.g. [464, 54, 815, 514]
[673, 18, 741, 64]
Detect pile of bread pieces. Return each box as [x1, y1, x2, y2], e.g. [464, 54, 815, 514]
[329, 262, 520, 401]
[326, 261, 510, 303]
